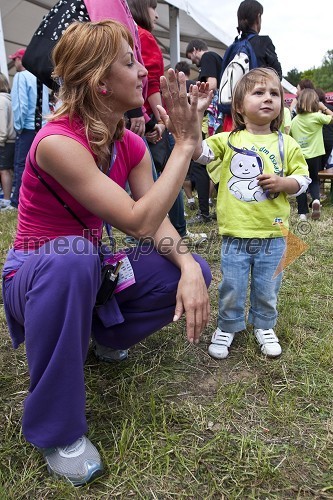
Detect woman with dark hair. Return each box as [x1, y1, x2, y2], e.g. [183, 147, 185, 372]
[221, 0, 282, 133]
[237, 0, 282, 78]
[127, 0, 204, 241]
[127, 0, 163, 133]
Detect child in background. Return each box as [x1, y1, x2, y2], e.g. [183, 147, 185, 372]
[289, 79, 314, 118]
[315, 88, 333, 170]
[290, 88, 333, 220]
[192, 68, 310, 359]
[0, 73, 15, 208]
[279, 105, 292, 135]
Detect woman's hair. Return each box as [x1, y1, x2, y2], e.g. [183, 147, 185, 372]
[296, 88, 319, 114]
[127, 0, 157, 32]
[315, 87, 326, 104]
[51, 20, 134, 167]
[237, 0, 263, 34]
[298, 79, 314, 91]
[231, 68, 284, 131]
[0, 73, 10, 93]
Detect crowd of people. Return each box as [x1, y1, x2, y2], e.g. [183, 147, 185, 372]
[0, 0, 332, 488]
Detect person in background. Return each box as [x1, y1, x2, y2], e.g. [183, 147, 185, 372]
[0, 73, 16, 209]
[315, 87, 333, 170]
[4, 48, 49, 211]
[175, 60, 195, 91]
[289, 79, 314, 118]
[290, 88, 333, 220]
[221, 0, 282, 133]
[236, 0, 282, 78]
[128, 0, 207, 243]
[127, 0, 164, 141]
[186, 39, 222, 92]
[84, 0, 149, 137]
[175, 61, 197, 211]
[186, 39, 222, 224]
[280, 105, 292, 135]
[192, 68, 310, 360]
[175, 59, 217, 216]
[2, 20, 211, 486]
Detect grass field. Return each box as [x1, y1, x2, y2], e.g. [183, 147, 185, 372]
[0, 193, 332, 499]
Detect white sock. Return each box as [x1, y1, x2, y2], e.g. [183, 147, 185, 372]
[187, 197, 195, 204]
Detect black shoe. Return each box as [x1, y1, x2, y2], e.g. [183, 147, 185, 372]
[187, 213, 213, 225]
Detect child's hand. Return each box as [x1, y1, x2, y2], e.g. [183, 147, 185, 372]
[257, 173, 284, 193]
[257, 174, 301, 195]
[189, 81, 213, 114]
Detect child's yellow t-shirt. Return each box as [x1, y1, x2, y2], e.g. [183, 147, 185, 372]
[206, 130, 309, 238]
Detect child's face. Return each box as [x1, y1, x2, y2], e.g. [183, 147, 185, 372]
[241, 78, 281, 129]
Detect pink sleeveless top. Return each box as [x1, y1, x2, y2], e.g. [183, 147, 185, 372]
[14, 116, 146, 250]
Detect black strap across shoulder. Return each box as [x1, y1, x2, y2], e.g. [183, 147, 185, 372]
[28, 154, 92, 234]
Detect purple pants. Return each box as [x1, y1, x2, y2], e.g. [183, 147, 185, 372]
[3, 236, 211, 448]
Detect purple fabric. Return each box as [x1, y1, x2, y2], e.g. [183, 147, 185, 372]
[2, 236, 211, 447]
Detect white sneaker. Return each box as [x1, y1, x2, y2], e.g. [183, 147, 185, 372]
[299, 214, 307, 222]
[1, 204, 17, 211]
[0, 199, 11, 209]
[42, 435, 103, 486]
[311, 199, 321, 220]
[208, 328, 235, 359]
[182, 230, 208, 245]
[254, 328, 282, 357]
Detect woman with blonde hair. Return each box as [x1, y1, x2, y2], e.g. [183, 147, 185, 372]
[0, 72, 15, 208]
[2, 20, 211, 486]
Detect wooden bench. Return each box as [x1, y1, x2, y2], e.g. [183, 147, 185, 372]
[318, 167, 333, 203]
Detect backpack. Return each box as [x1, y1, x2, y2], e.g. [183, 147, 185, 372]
[22, 0, 90, 90]
[218, 34, 258, 115]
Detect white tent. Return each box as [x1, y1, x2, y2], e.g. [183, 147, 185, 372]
[0, 0, 230, 81]
[0, 0, 294, 92]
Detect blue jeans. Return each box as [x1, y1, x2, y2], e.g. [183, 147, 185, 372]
[168, 190, 187, 237]
[166, 132, 187, 237]
[154, 131, 186, 237]
[217, 236, 285, 333]
[143, 136, 158, 181]
[11, 129, 36, 208]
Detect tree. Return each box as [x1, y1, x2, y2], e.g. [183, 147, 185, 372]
[283, 50, 333, 91]
[315, 50, 333, 90]
[284, 68, 302, 87]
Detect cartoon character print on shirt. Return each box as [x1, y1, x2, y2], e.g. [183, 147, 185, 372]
[227, 152, 267, 202]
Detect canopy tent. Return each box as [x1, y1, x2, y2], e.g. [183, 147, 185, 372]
[0, 0, 230, 82]
[0, 0, 294, 92]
